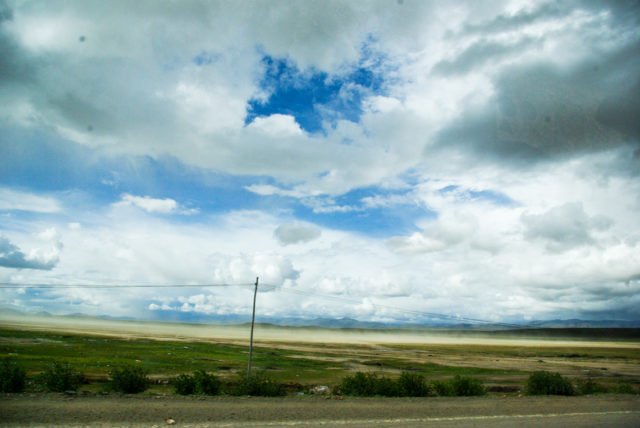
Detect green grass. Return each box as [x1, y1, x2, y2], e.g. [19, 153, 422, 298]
[1, 329, 246, 377]
[2, 327, 637, 396]
[0, 328, 523, 388]
[0, 328, 351, 386]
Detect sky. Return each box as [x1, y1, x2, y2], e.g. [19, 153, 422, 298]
[1, 0, 639, 324]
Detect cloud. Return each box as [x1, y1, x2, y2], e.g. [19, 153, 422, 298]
[0, 231, 61, 270]
[461, 2, 569, 36]
[522, 202, 612, 251]
[244, 184, 313, 198]
[387, 212, 477, 253]
[2, 1, 640, 323]
[274, 222, 321, 245]
[0, 188, 61, 213]
[432, 37, 539, 76]
[246, 114, 303, 136]
[113, 193, 196, 215]
[432, 3, 640, 169]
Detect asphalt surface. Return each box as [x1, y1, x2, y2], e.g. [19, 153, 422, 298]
[1, 394, 639, 427]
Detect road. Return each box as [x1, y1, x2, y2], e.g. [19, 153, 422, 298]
[1, 394, 639, 427]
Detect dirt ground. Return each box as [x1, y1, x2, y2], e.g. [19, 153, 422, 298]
[1, 394, 639, 427]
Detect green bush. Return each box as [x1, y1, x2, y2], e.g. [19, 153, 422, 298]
[232, 371, 285, 397]
[338, 372, 484, 397]
[173, 373, 196, 395]
[339, 372, 376, 396]
[613, 382, 637, 394]
[194, 370, 221, 395]
[526, 371, 575, 396]
[397, 372, 430, 397]
[450, 375, 486, 396]
[173, 370, 221, 395]
[432, 380, 454, 396]
[375, 375, 399, 397]
[577, 378, 608, 395]
[338, 372, 398, 397]
[0, 359, 27, 393]
[109, 365, 149, 394]
[39, 361, 84, 392]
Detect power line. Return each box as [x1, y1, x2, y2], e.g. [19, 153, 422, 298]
[0, 281, 524, 328]
[0, 282, 255, 289]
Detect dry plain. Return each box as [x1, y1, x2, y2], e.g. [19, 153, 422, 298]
[1, 312, 639, 427]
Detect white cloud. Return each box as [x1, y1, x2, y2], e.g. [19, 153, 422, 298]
[0, 188, 61, 213]
[522, 202, 612, 251]
[274, 222, 321, 245]
[246, 114, 304, 136]
[2, 1, 639, 322]
[0, 228, 62, 271]
[387, 212, 478, 254]
[113, 194, 196, 215]
[244, 184, 312, 198]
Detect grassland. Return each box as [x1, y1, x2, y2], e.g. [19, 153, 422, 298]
[1, 316, 639, 396]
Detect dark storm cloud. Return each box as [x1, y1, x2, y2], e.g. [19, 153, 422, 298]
[525, 277, 640, 321]
[0, 2, 33, 84]
[579, 0, 640, 28]
[594, 42, 640, 143]
[463, 2, 569, 36]
[434, 41, 640, 167]
[0, 237, 57, 270]
[432, 0, 640, 170]
[45, 91, 121, 136]
[464, 0, 639, 37]
[0, 0, 12, 23]
[432, 37, 539, 76]
[0, 0, 136, 139]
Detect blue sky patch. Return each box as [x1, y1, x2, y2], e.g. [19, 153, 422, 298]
[294, 186, 431, 237]
[438, 185, 514, 206]
[245, 43, 388, 133]
[0, 128, 265, 218]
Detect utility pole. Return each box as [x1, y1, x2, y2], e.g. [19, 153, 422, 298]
[247, 276, 259, 379]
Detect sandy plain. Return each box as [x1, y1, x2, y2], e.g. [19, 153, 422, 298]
[2, 312, 639, 348]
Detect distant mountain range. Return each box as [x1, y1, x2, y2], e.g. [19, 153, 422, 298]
[2, 307, 639, 329]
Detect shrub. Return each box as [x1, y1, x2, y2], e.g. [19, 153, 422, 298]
[0, 359, 27, 393]
[39, 361, 84, 392]
[526, 371, 575, 396]
[614, 383, 636, 394]
[397, 372, 430, 397]
[432, 380, 454, 396]
[339, 372, 376, 396]
[232, 371, 285, 397]
[577, 378, 608, 395]
[339, 372, 482, 397]
[193, 370, 221, 395]
[109, 365, 149, 394]
[173, 374, 196, 395]
[450, 375, 486, 396]
[173, 371, 221, 395]
[338, 372, 398, 397]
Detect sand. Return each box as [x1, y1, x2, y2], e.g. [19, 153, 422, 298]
[1, 312, 638, 349]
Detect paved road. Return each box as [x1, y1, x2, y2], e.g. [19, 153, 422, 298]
[1, 394, 639, 427]
[205, 411, 640, 428]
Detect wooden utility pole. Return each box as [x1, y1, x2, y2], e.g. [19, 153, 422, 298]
[247, 276, 259, 379]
